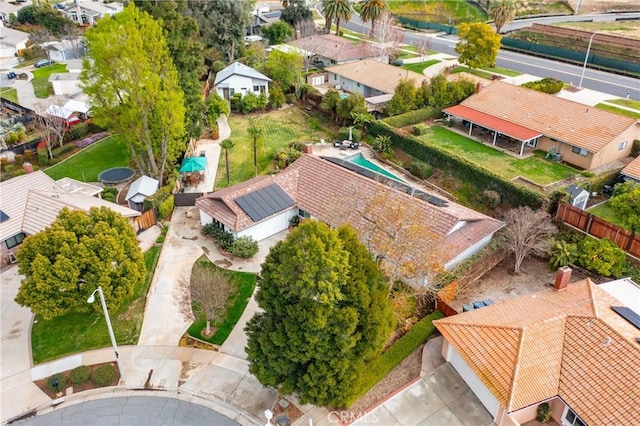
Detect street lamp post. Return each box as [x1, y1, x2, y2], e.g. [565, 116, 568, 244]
[578, 32, 597, 89]
[88, 286, 126, 382]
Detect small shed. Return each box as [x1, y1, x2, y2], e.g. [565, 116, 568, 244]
[566, 184, 589, 210]
[125, 176, 159, 212]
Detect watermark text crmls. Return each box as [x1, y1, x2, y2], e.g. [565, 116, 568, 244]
[328, 410, 380, 424]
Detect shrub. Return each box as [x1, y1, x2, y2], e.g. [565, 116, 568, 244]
[143, 185, 172, 211]
[202, 223, 234, 250]
[47, 373, 67, 393]
[52, 144, 74, 158]
[336, 127, 361, 143]
[14, 154, 24, 167]
[548, 240, 577, 271]
[481, 189, 501, 209]
[632, 139, 640, 157]
[14, 169, 26, 177]
[70, 365, 91, 385]
[576, 238, 626, 278]
[521, 78, 564, 94]
[371, 134, 392, 155]
[269, 84, 285, 109]
[285, 93, 297, 104]
[102, 192, 116, 202]
[103, 186, 118, 196]
[536, 402, 552, 422]
[229, 236, 259, 258]
[37, 147, 49, 166]
[230, 93, 242, 112]
[64, 123, 90, 142]
[158, 196, 174, 219]
[413, 123, 429, 136]
[288, 141, 306, 152]
[241, 92, 262, 114]
[92, 364, 116, 387]
[0, 158, 6, 172]
[273, 146, 302, 169]
[383, 108, 435, 128]
[407, 160, 433, 180]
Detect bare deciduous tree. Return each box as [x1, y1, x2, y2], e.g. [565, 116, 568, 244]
[182, 262, 233, 337]
[502, 206, 556, 274]
[369, 13, 402, 63]
[413, 36, 431, 61]
[32, 103, 56, 157]
[295, 19, 317, 39]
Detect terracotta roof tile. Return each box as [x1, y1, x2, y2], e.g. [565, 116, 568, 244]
[435, 279, 640, 424]
[460, 80, 638, 153]
[621, 156, 640, 181]
[291, 34, 374, 63]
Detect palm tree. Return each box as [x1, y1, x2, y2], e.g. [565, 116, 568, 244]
[489, 0, 520, 34]
[359, 0, 389, 37]
[323, 0, 354, 36]
[247, 120, 263, 177]
[351, 111, 374, 139]
[220, 139, 235, 187]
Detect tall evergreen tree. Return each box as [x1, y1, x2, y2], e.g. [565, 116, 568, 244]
[245, 221, 394, 407]
[81, 4, 185, 186]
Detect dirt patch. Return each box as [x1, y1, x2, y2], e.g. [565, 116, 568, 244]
[271, 397, 304, 425]
[34, 362, 121, 399]
[451, 256, 594, 311]
[214, 258, 233, 268]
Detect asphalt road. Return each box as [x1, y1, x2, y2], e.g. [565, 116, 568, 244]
[341, 12, 640, 100]
[14, 396, 240, 426]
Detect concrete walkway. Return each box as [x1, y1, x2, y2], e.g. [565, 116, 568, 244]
[183, 114, 229, 194]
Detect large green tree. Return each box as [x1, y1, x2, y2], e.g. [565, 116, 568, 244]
[15, 207, 145, 320]
[322, 0, 354, 36]
[245, 221, 394, 407]
[359, 0, 389, 37]
[135, 0, 207, 140]
[185, 0, 255, 62]
[261, 49, 303, 91]
[263, 21, 294, 45]
[81, 4, 185, 186]
[610, 182, 640, 234]
[386, 79, 417, 116]
[455, 22, 502, 70]
[415, 72, 476, 111]
[489, 0, 520, 34]
[280, 0, 312, 29]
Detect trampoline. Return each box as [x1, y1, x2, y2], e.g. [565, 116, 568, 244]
[98, 167, 135, 185]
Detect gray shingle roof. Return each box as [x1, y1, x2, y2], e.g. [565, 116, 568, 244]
[213, 62, 271, 86]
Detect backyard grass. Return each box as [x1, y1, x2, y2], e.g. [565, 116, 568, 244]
[605, 98, 640, 110]
[31, 63, 68, 98]
[44, 134, 130, 182]
[216, 108, 334, 188]
[0, 87, 18, 103]
[595, 103, 640, 120]
[187, 256, 257, 345]
[31, 246, 161, 364]
[588, 201, 626, 229]
[402, 59, 441, 74]
[420, 127, 577, 185]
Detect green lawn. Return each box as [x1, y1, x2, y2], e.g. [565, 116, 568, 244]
[480, 65, 522, 77]
[402, 59, 441, 74]
[595, 103, 640, 120]
[187, 257, 257, 345]
[421, 127, 577, 185]
[605, 98, 640, 110]
[0, 87, 18, 103]
[32, 247, 161, 364]
[397, 50, 420, 60]
[44, 134, 130, 182]
[588, 201, 626, 228]
[451, 66, 494, 80]
[217, 109, 334, 188]
[31, 63, 68, 98]
[389, 0, 486, 23]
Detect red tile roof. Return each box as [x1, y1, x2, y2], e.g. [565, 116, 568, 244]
[291, 34, 374, 63]
[435, 279, 640, 424]
[459, 80, 638, 153]
[621, 156, 640, 181]
[443, 104, 542, 141]
[196, 155, 503, 266]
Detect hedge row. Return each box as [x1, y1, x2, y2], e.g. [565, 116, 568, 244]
[382, 107, 436, 128]
[367, 120, 544, 209]
[346, 311, 444, 407]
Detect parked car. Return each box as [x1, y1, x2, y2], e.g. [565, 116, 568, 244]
[34, 59, 54, 68]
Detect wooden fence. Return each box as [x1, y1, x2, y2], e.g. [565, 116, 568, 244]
[133, 209, 157, 234]
[556, 203, 640, 257]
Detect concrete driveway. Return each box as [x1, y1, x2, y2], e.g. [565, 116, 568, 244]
[0, 266, 50, 420]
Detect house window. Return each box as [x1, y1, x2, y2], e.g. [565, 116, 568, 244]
[334, 74, 337, 81]
[564, 408, 586, 426]
[4, 232, 25, 249]
[298, 209, 311, 219]
[356, 82, 361, 87]
[253, 85, 259, 92]
[571, 146, 588, 156]
[260, 85, 266, 94]
[618, 141, 628, 150]
[230, 89, 235, 96]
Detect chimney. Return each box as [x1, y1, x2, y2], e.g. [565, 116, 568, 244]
[23, 162, 33, 174]
[476, 82, 483, 94]
[553, 266, 572, 291]
[304, 143, 313, 154]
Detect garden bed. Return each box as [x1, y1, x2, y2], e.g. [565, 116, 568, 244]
[34, 362, 120, 399]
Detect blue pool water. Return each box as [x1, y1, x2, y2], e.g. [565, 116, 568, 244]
[339, 93, 348, 99]
[346, 153, 404, 182]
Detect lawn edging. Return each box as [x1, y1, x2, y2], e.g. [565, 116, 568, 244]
[348, 311, 444, 407]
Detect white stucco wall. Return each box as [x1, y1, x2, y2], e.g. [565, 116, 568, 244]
[444, 341, 501, 418]
[216, 75, 269, 98]
[236, 209, 296, 242]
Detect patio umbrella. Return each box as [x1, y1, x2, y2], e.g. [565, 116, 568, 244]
[179, 157, 207, 173]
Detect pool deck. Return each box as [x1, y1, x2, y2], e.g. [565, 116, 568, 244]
[311, 143, 455, 201]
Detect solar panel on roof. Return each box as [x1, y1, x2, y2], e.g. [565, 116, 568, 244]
[0, 211, 9, 223]
[321, 157, 449, 208]
[611, 306, 640, 330]
[235, 183, 295, 222]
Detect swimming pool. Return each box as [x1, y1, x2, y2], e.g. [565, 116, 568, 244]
[346, 153, 404, 182]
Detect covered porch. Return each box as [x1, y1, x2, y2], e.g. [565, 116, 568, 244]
[443, 105, 542, 158]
